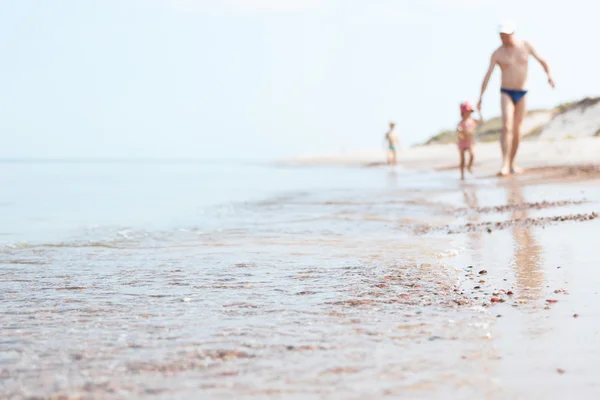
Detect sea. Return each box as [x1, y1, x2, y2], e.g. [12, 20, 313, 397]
[0, 160, 463, 246]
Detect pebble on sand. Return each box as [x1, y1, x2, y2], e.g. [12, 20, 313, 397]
[479, 270, 488, 275]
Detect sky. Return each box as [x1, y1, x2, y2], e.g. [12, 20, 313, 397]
[1, 0, 599, 160]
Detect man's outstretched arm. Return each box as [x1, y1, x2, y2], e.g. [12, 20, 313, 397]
[526, 41, 555, 88]
[478, 54, 497, 112]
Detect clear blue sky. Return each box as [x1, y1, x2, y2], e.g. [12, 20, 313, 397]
[1, 0, 598, 160]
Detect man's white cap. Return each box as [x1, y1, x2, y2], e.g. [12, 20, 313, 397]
[498, 21, 516, 34]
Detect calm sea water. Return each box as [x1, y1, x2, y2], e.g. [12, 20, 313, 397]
[2, 160, 493, 399]
[0, 160, 456, 246]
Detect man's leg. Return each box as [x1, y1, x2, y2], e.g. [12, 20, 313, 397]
[510, 96, 527, 174]
[499, 93, 515, 176]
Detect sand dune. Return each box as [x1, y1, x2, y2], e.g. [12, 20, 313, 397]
[540, 97, 600, 139]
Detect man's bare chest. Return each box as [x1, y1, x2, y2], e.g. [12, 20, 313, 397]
[497, 48, 529, 70]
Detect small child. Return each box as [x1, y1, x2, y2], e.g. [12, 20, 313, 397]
[384, 122, 399, 165]
[456, 101, 483, 180]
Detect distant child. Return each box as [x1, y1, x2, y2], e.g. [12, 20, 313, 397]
[385, 122, 399, 165]
[457, 101, 483, 180]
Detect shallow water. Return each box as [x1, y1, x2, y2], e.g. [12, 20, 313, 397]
[0, 161, 453, 244]
[2, 161, 600, 398]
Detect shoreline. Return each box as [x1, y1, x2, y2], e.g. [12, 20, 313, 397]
[280, 143, 600, 397]
[283, 137, 600, 175]
[3, 156, 600, 398]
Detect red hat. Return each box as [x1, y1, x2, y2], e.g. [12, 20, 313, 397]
[460, 101, 474, 113]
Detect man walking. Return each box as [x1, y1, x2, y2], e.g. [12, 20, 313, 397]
[477, 22, 555, 176]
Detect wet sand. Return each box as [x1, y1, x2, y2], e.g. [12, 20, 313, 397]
[2, 162, 600, 398]
[448, 175, 600, 399]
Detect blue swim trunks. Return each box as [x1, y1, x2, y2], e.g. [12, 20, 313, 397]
[501, 88, 528, 105]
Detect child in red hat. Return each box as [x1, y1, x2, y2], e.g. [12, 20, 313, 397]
[457, 101, 484, 180]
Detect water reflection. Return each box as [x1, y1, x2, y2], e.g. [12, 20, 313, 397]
[461, 185, 483, 265]
[387, 169, 398, 187]
[505, 180, 544, 300]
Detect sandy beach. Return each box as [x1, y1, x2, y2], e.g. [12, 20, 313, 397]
[279, 137, 600, 398]
[2, 138, 600, 399]
[286, 136, 600, 173]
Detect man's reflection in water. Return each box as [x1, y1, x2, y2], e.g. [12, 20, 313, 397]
[461, 185, 483, 265]
[506, 180, 544, 300]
